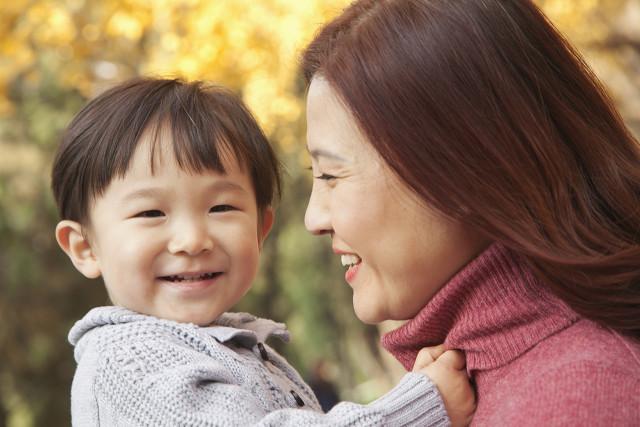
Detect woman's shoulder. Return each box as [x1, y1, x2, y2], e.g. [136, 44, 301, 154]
[535, 319, 640, 375]
[495, 318, 640, 387]
[475, 320, 640, 425]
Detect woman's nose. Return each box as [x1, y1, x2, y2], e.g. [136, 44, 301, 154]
[167, 218, 213, 255]
[304, 186, 332, 236]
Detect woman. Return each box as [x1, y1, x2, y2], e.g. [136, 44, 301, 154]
[302, 0, 640, 425]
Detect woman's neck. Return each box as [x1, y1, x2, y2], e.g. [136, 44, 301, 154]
[381, 243, 580, 374]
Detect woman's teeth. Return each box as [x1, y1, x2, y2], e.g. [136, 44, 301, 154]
[341, 254, 361, 267]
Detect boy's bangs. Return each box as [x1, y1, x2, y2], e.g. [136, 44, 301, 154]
[144, 86, 249, 178]
[144, 111, 241, 178]
[52, 78, 280, 224]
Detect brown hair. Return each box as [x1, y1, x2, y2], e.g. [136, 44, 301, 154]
[51, 78, 281, 224]
[301, 0, 640, 338]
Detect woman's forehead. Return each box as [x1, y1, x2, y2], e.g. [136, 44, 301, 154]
[306, 78, 371, 159]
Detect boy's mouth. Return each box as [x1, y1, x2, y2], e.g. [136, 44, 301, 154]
[159, 272, 222, 283]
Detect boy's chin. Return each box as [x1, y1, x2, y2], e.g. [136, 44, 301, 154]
[118, 304, 224, 326]
[163, 310, 223, 326]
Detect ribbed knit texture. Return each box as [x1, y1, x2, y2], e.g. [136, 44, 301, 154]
[69, 307, 449, 426]
[382, 243, 640, 426]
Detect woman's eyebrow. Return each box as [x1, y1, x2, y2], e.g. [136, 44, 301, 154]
[307, 147, 348, 162]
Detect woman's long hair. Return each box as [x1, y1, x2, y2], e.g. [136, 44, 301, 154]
[301, 0, 640, 338]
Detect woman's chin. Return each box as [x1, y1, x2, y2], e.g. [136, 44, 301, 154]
[353, 297, 385, 324]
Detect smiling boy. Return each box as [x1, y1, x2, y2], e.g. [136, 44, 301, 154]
[52, 78, 471, 426]
[58, 125, 270, 326]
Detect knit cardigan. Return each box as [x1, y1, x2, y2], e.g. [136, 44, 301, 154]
[382, 244, 640, 426]
[68, 307, 449, 426]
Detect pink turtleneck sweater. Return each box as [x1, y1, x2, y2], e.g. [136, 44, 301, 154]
[382, 244, 640, 426]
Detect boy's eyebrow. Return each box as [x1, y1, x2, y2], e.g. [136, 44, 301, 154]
[306, 146, 348, 162]
[205, 180, 249, 194]
[121, 187, 165, 202]
[120, 180, 249, 203]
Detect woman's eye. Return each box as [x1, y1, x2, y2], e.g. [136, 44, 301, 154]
[210, 205, 235, 213]
[314, 173, 337, 181]
[135, 210, 164, 218]
[307, 165, 337, 181]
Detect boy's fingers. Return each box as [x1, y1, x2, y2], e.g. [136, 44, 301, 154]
[412, 349, 434, 370]
[424, 344, 446, 360]
[412, 345, 445, 370]
[437, 349, 466, 371]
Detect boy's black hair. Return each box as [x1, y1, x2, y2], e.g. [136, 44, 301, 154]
[51, 78, 281, 224]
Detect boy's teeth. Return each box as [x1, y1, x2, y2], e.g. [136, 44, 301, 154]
[341, 254, 361, 267]
[165, 272, 217, 282]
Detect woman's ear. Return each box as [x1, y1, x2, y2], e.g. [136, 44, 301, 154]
[258, 207, 275, 248]
[55, 220, 101, 279]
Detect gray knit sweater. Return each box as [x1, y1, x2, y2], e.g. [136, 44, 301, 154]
[68, 306, 449, 426]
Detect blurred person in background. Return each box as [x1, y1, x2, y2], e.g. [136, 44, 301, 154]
[308, 359, 340, 412]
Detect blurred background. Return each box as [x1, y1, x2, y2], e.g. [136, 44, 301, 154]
[0, 0, 639, 425]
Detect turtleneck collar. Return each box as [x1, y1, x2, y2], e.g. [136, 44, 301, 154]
[381, 243, 580, 374]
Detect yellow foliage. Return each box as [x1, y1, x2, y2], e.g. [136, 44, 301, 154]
[81, 23, 101, 42]
[0, 0, 355, 149]
[0, 0, 635, 145]
[106, 10, 145, 40]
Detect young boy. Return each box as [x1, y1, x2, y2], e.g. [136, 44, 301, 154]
[52, 78, 474, 426]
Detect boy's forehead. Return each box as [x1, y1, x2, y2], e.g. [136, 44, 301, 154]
[92, 146, 254, 208]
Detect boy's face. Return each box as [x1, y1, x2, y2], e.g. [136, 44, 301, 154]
[58, 131, 272, 325]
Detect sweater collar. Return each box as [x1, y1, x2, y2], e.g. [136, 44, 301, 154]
[69, 307, 289, 350]
[207, 312, 290, 346]
[381, 243, 580, 374]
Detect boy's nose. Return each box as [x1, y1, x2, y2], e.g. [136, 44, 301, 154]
[167, 220, 214, 255]
[304, 187, 332, 236]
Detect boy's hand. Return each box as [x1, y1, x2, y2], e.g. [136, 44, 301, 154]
[412, 345, 476, 427]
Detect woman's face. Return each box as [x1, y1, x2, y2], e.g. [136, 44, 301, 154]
[305, 77, 488, 324]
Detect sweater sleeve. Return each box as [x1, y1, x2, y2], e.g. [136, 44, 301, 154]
[256, 373, 448, 426]
[85, 336, 449, 427]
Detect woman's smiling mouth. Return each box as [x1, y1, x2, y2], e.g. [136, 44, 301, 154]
[340, 254, 361, 284]
[340, 254, 361, 268]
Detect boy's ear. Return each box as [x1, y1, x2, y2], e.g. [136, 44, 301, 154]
[55, 220, 101, 279]
[258, 207, 275, 248]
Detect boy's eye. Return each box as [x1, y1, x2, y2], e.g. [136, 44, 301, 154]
[135, 210, 165, 218]
[210, 205, 235, 213]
